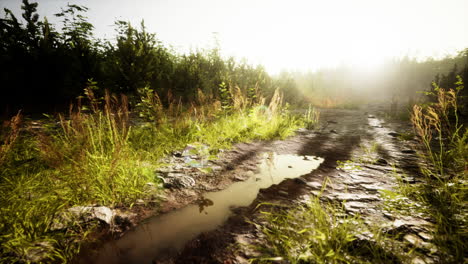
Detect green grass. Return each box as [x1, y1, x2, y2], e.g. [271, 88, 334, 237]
[250, 196, 406, 264]
[0, 89, 317, 262]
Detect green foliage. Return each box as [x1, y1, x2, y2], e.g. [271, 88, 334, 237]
[0, 79, 315, 262]
[303, 105, 320, 129]
[0, 1, 295, 114]
[250, 197, 405, 264]
[406, 77, 467, 262]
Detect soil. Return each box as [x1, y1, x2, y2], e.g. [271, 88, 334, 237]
[78, 104, 436, 264]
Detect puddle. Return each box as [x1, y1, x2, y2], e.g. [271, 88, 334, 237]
[84, 153, 323, 264]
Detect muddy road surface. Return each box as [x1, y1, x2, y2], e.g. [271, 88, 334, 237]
[78, 105, 433, 264]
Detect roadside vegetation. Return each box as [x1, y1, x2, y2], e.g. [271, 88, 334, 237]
[251, 78, 467, 263]
[0, 84, 316, 262]
[1, 1, 467, 263]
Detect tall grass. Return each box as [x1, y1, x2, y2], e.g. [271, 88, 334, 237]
[250, 196, 405, 264]
[409, 76, 467, 262]
[0, 83, 316, 262]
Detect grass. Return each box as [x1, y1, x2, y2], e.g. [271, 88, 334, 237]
[382, 77, 467, 263]
[0, 87, 317, 262]
[249, 79, 468, 263]
[406, 78, 467, 263]
[250, 195, 407, 264]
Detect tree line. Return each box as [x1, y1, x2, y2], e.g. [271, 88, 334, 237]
[1, 0, 466, 116]
[0, 0, 306, 115]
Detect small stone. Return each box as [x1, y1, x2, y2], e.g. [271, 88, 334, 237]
[278, 190, 289, 196]
[288, 165, 293, 168]
[404, 234, 424, 246]
[330, 129, 338, 134]
[361, 183, 384, 191]
[24, 241, 53, 263]
[306, 181, 322, 189]
[368, 115, 376, 118]
[383, 212, 394, 220]
[388, 132, 400, 137]
[376, 158, 388, 165]
[401, 176, 416, 183]
[164, 175, 196, 189]
[418, 231, 433, 241]
[411, 257, 426, 264]
[334, 193, 379, 201]
[310, 190, 321, 196]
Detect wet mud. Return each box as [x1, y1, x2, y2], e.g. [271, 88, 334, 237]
[79, 105, 433, 264]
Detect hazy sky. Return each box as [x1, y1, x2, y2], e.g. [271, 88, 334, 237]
[2, 0, 468, 73]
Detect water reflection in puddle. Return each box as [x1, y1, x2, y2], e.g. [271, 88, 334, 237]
[87, 153, 323, 264]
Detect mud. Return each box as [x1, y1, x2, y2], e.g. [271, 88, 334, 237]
[78, 104, 433, 264]
[82, 153, 323, 264]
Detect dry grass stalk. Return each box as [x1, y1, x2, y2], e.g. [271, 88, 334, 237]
[0, 111, 22, 165]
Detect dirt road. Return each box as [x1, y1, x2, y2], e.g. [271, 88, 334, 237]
[81, 105, 435, 264]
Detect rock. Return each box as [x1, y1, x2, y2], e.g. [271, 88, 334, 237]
[234, 175, 245, 181]
[401, 149, 416, 154]
[401, 176, 416, 184]
[404, 234, 424, 246]
[334, 193, 380, 202]
[386, 217, 433, 235]
[344, 201, 368, 213]
[383, 212, 394, 220]
[295, 128, 310, 134]
[330, 129, 338, 134]
[163, 175, 196, 189]
[306, 181, 323, 189]
[24, 241, 53, 263]
[278, 190, 289, 196]
[417, 231, 433, 241]
[376, 158, 388, 165]
[368, 115, 376, 118]
[388, 132, 400, 137]
[51, 206, 115, 230]
[69, 206, 114, 225]
[155, 167, 172, 175]
[361, 183, 385, 191]
[167, 172, 185, 178]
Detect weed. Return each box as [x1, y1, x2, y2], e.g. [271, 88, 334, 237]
[250, 196, 406, 264]
[404, 76, 467, 262]
[397, 132, 415, 141]
[0, 83, 315, 262]
[304, 104, 320, 129]
[336, 160, 363, 171]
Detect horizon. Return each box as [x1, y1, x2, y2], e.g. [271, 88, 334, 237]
[2, 0, 468, 74]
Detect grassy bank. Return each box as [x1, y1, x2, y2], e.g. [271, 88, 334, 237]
[0, 88, 318, 263]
